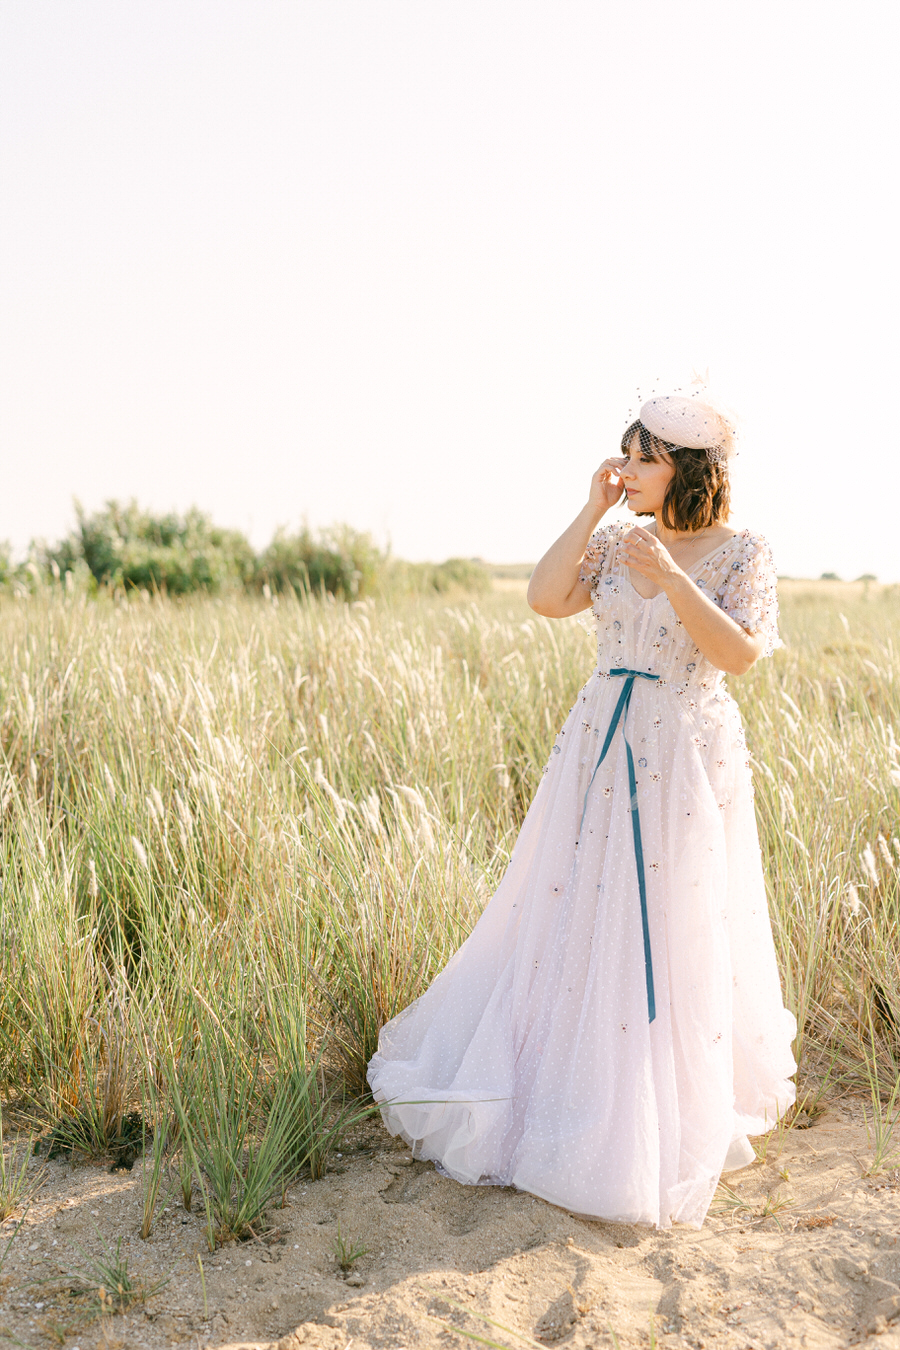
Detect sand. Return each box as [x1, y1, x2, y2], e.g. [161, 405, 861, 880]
[2, 1099, 900, 1350]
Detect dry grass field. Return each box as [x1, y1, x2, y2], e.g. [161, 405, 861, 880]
[0, 575, 898, 1349]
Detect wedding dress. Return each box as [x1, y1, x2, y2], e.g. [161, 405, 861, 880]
[368, 523, 796, 1228]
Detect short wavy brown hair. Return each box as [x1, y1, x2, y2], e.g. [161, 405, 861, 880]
[620, 420, 731, 532]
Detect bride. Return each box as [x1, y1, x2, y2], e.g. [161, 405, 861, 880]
[368, 391, 796, 1229]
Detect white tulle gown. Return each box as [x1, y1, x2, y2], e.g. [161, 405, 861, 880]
[367, 524, 797, 1229]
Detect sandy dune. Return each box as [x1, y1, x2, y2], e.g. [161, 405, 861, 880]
[2, 1099, 900, 1350]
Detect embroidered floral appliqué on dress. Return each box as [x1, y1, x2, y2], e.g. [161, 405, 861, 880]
[368, 524, 796, 1229]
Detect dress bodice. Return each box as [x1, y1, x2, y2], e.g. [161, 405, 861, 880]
[579, 523, 781, 704]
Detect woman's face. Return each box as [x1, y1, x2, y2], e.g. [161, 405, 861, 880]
[620, 433, 675, 514]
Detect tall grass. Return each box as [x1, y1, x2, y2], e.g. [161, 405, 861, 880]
[741, 584, 900, 1086]
[0, 579, 898, 1221]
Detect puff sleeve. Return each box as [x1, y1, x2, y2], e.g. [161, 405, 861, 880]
[718, 532, 782, 658]
[578, 526, 615, 595]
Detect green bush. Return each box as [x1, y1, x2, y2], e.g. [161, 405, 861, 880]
[0, 541, 19, 589]
[41, 501, 256, 595]
[26, 502, 492, 602]
[377, 556, 491, 598]
[255, 524, 383, 599]
[429, 557, 492, 594]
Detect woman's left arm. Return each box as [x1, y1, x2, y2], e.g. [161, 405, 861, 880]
[620, 528, 766, 676]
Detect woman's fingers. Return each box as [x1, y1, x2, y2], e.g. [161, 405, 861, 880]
[594, 458, 623, 483]
[622, 529, 667, 574]
[624, 525, 654, 543]
[590, 459, 626, 509]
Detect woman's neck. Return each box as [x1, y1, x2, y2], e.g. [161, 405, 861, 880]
[651, 514, 714, 546]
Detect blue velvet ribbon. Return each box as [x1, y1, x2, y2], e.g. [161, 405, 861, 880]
[579, 668, 660, 1023]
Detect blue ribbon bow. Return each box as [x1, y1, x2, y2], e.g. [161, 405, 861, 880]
[580, 668, 659, 1023]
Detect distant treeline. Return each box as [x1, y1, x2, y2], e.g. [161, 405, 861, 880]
[2, 500, 492, 599]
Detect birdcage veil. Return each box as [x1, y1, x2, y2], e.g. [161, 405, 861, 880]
[625, 376, 739, 467]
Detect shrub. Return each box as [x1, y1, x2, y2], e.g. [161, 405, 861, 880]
[30, 503, 492, 602]
[429, 557, 492, 594]
[377, 556, 491, 598]
[255, 524, 383, 599]
[40, 501, 256, 595]
[0, 541, 19, 590]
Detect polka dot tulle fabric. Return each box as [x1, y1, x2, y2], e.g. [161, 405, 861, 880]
[368, 525, 796, 1229]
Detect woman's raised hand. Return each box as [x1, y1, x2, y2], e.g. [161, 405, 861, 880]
[589, 458, 627, 514]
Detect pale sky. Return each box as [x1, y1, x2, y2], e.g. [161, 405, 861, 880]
[2, 2, 898, 579]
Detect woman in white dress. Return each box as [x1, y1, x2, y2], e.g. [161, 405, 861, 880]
[368, 393, 796, 1229]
